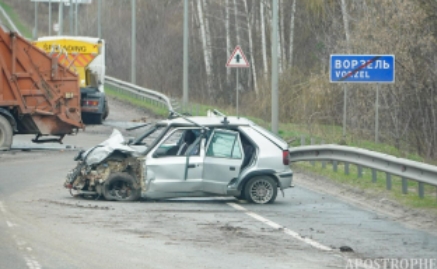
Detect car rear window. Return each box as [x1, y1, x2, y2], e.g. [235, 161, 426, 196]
[251, 125, 287, 149]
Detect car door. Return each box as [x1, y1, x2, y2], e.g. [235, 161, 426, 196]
[145, 128, 204, 195]
[202, 129, 244, 194]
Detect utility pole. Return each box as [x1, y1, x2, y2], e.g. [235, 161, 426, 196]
[131, 0, 136, 84]
[271, 0, 279, 134]
[69, 0, 73, 35]
[58, 2, 63, 36]
[182, 0, 189, 107]
[75, 0, 78, 35]
[375, 84, 380, 143]
[48, 0, 52, 36]
[98, 0, 102, 38]
[33, 1, 38, 40]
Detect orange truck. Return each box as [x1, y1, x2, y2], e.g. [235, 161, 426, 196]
[0, 28, 83, 150]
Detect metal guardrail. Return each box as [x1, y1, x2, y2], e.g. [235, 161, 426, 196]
[105, 76, 174, 112]
[289, 144, 437, 198]
[0, 6, 20, 35]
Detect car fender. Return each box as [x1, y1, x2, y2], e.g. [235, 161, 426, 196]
[237, 169, 281, 191]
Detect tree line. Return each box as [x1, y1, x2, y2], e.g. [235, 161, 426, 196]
[4, 0, 437, 159]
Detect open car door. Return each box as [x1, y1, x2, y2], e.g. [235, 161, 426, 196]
[202, 129, 244, 194]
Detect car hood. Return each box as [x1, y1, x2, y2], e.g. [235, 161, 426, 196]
[83, 129, 138, 166]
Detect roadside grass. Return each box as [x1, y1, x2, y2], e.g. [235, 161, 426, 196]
[296, 161, 437, 209]
[2, 3, 434, 208]
[105, 86, 169, 118]
[0, 1, 32, 38]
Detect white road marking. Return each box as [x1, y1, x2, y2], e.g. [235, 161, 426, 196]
[26, 247, 32, 252]
[227, 202, 332, 251]
[0, 201, 7, 213]
[6, 221, 15, 228]
[24, 256, 41, 269]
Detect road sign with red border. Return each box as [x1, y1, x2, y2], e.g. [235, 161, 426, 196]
[226, 46, 250, 68]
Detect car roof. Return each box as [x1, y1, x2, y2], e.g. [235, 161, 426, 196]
[156, 116, 288, 149]
[158, 116, 254, 127]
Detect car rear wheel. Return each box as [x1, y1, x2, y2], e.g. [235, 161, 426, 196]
[102, 172, 141, 201]
[244, 176, 277, 204]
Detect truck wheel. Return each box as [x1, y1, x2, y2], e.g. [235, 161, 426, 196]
[244, 176, 277, 204]
[102, 172, 141, 201]
[0, 115, 13, 151]
[93, 113, 104, 125]
[82, 114, 103, 125]
[102, 99, 109, 120]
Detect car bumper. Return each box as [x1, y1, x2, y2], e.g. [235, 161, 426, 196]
[276, 171, 293, 189]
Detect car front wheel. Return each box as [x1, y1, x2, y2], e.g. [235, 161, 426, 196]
[244, 176, 277, 204]
[102, 172, 141, 201]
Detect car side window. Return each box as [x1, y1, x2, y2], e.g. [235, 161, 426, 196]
[153, 128, 199, 157]
[206, 131, 242, 159]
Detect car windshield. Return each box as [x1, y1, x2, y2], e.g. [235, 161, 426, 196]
[132, 125, 168, 147]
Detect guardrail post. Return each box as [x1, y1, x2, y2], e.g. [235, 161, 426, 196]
[372, 169, 377, 183]
[386, 173, 392, 190]
[344, 163, 349, 175]
[402, 177, 408, 194]
[300, 135, 305, 146]
[357, 165, 363, 178]
[333, 161, 338, 172]
[321, 140, 326, 169]
[310, 138, 315, 166]
[418, 182, 424, 199]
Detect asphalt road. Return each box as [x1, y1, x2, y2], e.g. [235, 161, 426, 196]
[1, 99, 436, 269]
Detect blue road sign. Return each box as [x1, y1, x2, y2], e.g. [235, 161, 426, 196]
[330, 55, 395, 83]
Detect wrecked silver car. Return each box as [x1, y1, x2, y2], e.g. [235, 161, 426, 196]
[65, 114, 293, 204]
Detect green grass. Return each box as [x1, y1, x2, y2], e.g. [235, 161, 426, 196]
[0, 1, 32, 39]
[105, 85, 170, 118]
[295, 162, 437, 208]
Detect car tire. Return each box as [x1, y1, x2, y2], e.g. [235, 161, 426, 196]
[102, 98, 109, 120]
[0, 115, 13, 151]
[244, 176, 277, 204]
[102, 172, 141, 201]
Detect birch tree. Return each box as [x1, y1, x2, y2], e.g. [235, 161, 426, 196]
[279, 0, 286, 70]
[197, 0, 213, 98]
[260, 1, 269, 76]
[340, 0, 351, 52]
[244, 0, 258, 94]
[226, 0, 231, 84]
[288, 0, 297, 67]
[233, 0, 241, 45]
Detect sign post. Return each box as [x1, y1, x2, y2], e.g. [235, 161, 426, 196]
[226, 45, 250, 117]
[330, 54, 395, 143]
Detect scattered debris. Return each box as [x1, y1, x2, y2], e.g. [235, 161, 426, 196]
[339, 246, 354, 252]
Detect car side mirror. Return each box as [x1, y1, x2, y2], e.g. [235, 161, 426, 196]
[74, 150, 85, 161]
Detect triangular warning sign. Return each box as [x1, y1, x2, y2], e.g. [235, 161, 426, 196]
[226, 45, 250, 68]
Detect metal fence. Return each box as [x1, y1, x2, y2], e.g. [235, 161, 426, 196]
[290, 136, 437, 200]
[105, 76, 174, 112]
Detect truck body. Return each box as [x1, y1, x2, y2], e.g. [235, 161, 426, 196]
[0, 28, 83, 150]
[33, 36, 108, 124]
